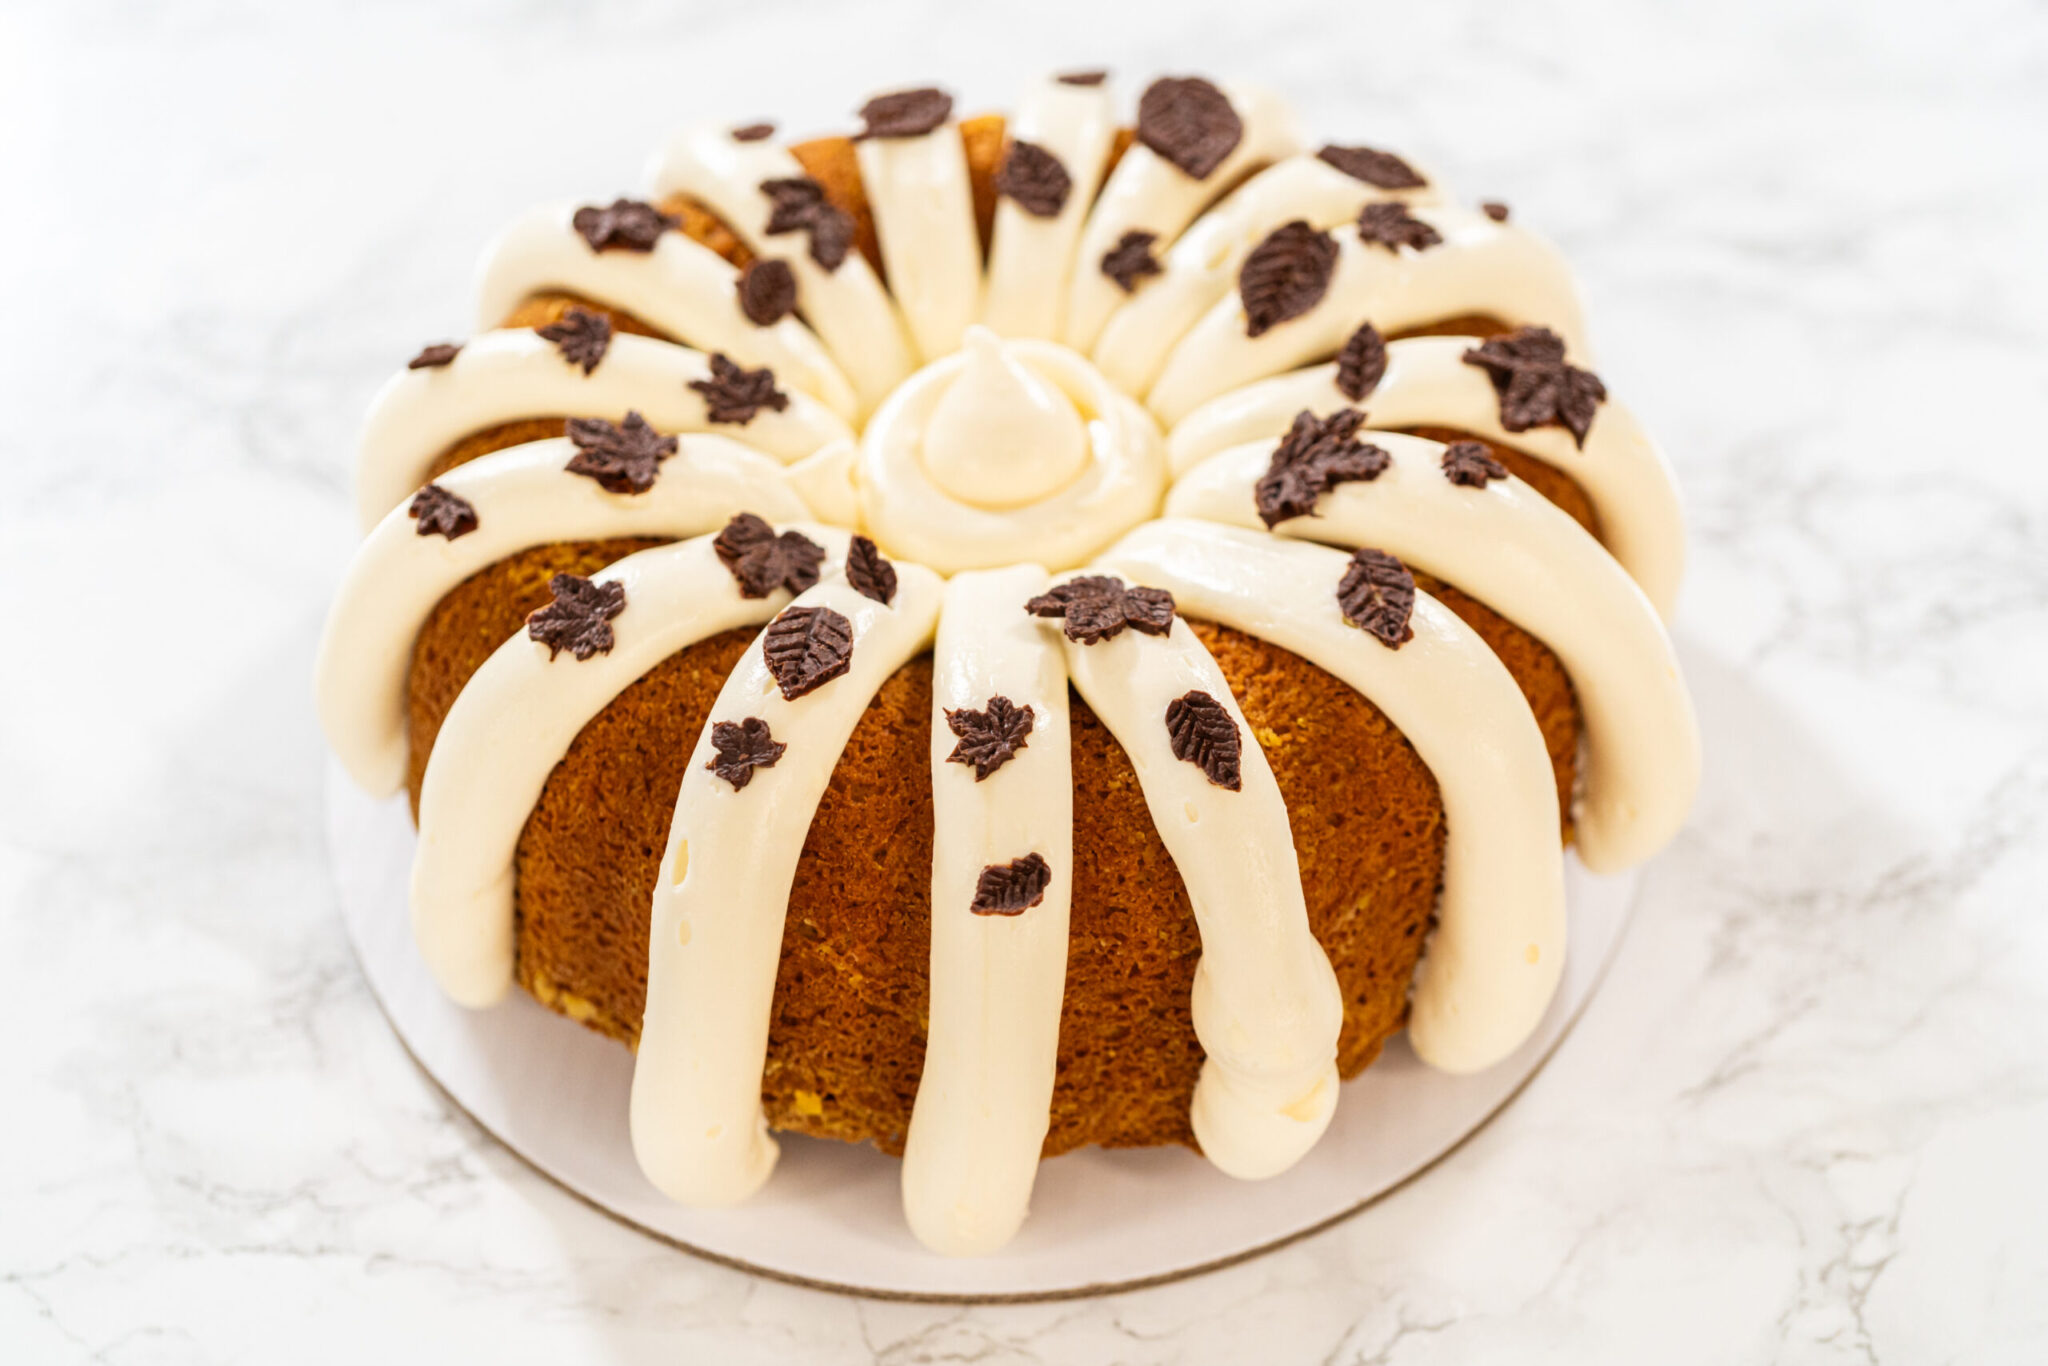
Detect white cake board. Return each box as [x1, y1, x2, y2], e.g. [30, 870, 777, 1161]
[327, 760, 1637, 1301]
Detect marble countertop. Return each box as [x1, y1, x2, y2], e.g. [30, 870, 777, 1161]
[4, 0, 2045, 1360]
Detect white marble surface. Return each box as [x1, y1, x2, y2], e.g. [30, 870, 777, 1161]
[3, 0, 2045, 1360]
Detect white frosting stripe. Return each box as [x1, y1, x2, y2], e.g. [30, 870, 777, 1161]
[1050, 578, 1343, 1178]
[353, 327, 853, 530]
[1147, 205, 1591, 426]
[644, 125, 916, 418]
[980, 76, 1119, 340]
[902, 566, 1074, 1256]
[1092, 152, 1441, 396]
[631, 560, 944, 1206]
[315, 435, 808, 796]
[472, 203, 858, 419]
[1164, 336, 1687, 618]
[409, 527, 845, 1007]
[1063, 82, 1304, 354]
[1098, 520, 1566, 1074]
[858, 120, 983, 361]
[1167, 430, 1700, 873]
[857, 333, 1167, 574]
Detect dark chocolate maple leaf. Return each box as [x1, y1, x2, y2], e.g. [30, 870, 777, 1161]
[1461, 327, 1607, 447]
[711, 512, 825, 598]
[563, 411, 676, 494]
[1253, 407, 1390, 527]
[526, 573, 626, 660]
[944, 695, 1035, 781]
[1024, 575, 1176, 645]
[688, 353, 789, 426]
[705, 717, 786, 790]
[536, 305, 612, 374]
[407, 483, 477, 539]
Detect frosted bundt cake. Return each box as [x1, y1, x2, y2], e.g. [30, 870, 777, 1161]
[317, 70, 1700, 1256]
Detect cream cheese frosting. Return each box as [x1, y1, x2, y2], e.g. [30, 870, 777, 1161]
[1099, 520, 1568, 1074]
[856, 331, 1167, 574]
[1146, 205, 1591, 427]
[406, 528, 837, 1007]
[644, 123, 917, 419]
[316, 434, 807, 796]
[1049, 569, 1343, 1178]
[1162, 336, 1687, 618]
[1166, 429, 1700, 873]
[857, 110, 983, 362]
[472, 202, 859, 419]
[632, 556, 944, 1207]
[1091, 151, 1442, 396]
[352, 327, 853, 530]
[980, 76, 1120, 340]
[902, 566, 1074, 1255]
[1064, 81, 1305, 354]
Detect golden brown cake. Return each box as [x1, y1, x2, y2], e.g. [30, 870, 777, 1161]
[318, 69, 1699, 1255]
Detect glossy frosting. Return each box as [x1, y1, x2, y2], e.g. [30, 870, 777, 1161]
[317, 68, 1700, 1257]
[856, 330, 1167, 573]
[1099, 521, 1567, 1073]
[902, 566, 1074, 1255]
[632, 556, 945, 1206]
[353, 326, 853, 530]
[1167, 430, 1700, 872]
[317, 435, 806, 795]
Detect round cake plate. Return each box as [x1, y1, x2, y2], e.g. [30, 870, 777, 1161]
[328, 760, 1638, 1301]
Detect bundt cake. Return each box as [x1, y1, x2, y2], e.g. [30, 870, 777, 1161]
[316, 69, 1701, 1257]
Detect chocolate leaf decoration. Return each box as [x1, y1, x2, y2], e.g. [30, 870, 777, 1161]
[571, 198, 679, 252]
[1335, 548, 1416, 649]
[1024, 574, 1176, 645]
[1356, 200, 1443, 253]
[945, 695, 1035, 781]
[1238, 220, 1337, 338]
[737, 258, 797, 326]
[408, 342, 461, 370]
[1137, 76, 1242, 180]
[1254, 407, 1390, 527]
[760, 177, 855, 272]
[1164, 690, 1242, 791]
[1482, 200, 1511, 222]
[563, 411, 676, 494]
[526, 573, 626, 661]
[712, 511, 826, 598]
[856, 87, 953, 139]
[536, 305, 612, 374]
[1334, 322, 1387, 402]
[1461, 326, 1607, 447]
[844, 535, 898, 606]
[408, 483, 478, 539]
[763, 604, 854, 700]
[1057, 69, 1108, 87]
[1441, 440, 1509, 487]
[1316, 144, 1427, 190]
[688, 352, 790, 426]
[1100, 229, 1163, 294]
[970, 853, 1053, 915]
[996, 140, 1073, 218]
[732, 122, 776, 142]
[706, 717, 786, 790]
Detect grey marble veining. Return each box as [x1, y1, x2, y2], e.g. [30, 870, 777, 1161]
[3, 0, 2045, 1360]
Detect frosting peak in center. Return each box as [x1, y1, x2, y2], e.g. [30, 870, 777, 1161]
[920, 326, 1091, 509]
